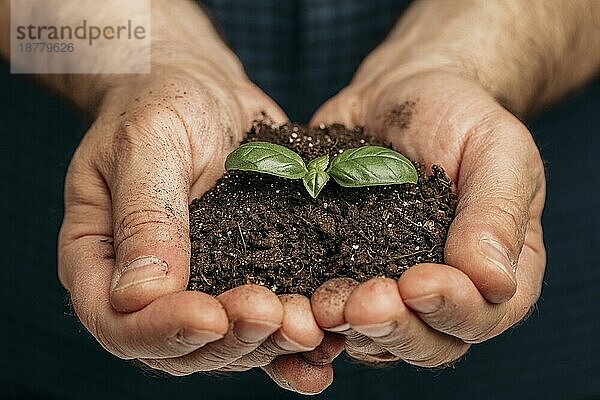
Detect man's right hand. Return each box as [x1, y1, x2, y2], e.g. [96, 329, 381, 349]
[57, 63, 335, 393]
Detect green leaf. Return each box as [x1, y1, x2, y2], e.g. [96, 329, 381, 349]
[303, 169, 330, 199]
[225, 141, 308, 179]
[307, 154, 329, 171]
[328, 146, 418, 187]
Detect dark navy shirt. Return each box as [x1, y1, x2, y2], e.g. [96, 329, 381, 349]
[201, 0, 410, 122]
[0, 1, 599, 399]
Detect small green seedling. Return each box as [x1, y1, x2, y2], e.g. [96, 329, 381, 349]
[225, 141, 418, 198]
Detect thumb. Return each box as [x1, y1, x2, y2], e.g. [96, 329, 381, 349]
[309, 87, 365, 128]
[105, 125, 193, 313]
[445, 116, 544, 303]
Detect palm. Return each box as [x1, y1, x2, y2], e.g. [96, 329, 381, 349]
[310, 70, 546, 365]
[59, 70, 331, 392]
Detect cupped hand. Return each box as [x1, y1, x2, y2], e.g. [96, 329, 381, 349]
[309, 68, 546, 367]
[57, 65, 331, 392]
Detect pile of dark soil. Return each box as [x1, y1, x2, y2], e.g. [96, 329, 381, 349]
[188, 123, 456, 296]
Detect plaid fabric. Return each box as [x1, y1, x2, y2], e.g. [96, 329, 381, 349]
[1, 1, 600, 399]
[201, 0, 407, 122]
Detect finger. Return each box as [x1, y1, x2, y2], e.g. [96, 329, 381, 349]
[229, 294, 324, 369]
[399, 236, 544, 343]
[186, 84, 288, 201]
[60, 233, 228, 359]
[311, 277, 359, 331]
[302, 333, 346, 366]
[355, 75, 544, 303]
[258, 333, 343, 393]
[311, 278, 390, 360]
[58, 151, 112, 290]
[309, 87, 363, 128]
[101, 120, 194, 313]
[237, 82, 289, 126]
[344, 277, 469, 367]
[262, 355, 334, 395]
[140, 285, 283, 374]
[273, 295, 324, 351]
[444, 116, 544, 303]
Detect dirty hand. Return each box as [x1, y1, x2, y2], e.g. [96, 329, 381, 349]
[57, 64, 333, 389]
[304, 0, 600, 373]
[308, 67, 546, 366]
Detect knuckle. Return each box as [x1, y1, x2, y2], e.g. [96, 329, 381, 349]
[161, 331, 196, 357]
[372, 311, 413, 346]
[113, 124, 144, 157]
[523, 273, 544, 306]
[231, 341, 281, 368]
[141, 358, 193, 376]
[114, 206, 174, 250]
[363, 352, 402, 364]
[218, 364, 253, 372]
[111, 114, 189, 171]
[345, 347, 380, 363]
[470, 107, 526, 142]
[57, 241, 75, 291]
[510, 303, 537, 328]
[417, 299, 466, 333]
[345, 331, 387, 357]
[420, 297, 505, 344]
[408, 342, 471, 369]
[111, 117, 166, 162]
[414, 294, 506, 345]
[337, 87, 362, 109]
[72, 296, 130, 359]
[506, 290, 540, 328]
[462, 285, 541, 345]
[462, 314, 507, 344]
[63, 153, 105, 208]
[94, 323, 129, 360]
[492, 194, 529, 235]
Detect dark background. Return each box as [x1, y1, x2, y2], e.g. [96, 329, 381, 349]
[1, 1, 599, 398]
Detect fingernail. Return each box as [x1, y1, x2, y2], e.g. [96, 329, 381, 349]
[302, 334, 345, 365]
[326, 323, 350, 332]
[302, 346, 343, 366]
[352, 321, 397, 337]
[302, 352, 330, 366]
[113, 256, 167, 291]
[274, 331, 315, 352]
[177, 328, 223, 346]
[404, 294, 444, 314]
[262, 363, 293, 391]
[480, 238, 516, 284]
[233, 319, 280, 344]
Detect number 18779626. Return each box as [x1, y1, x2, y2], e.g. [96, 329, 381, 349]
[19, 42, 74, 52]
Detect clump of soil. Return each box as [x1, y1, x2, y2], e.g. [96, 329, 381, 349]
[188, 123, 456, 297]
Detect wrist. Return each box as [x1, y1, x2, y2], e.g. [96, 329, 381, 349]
[26, 0, 249, 113]
[97, 59, 249, 116]
[349, 44, 487, 110]
[75, 39, 248, 114]
[351, 36, 541, 119]
[353, 0, 600, 118]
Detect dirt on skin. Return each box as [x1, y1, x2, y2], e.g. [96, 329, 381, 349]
[187, 123, 456, 297]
